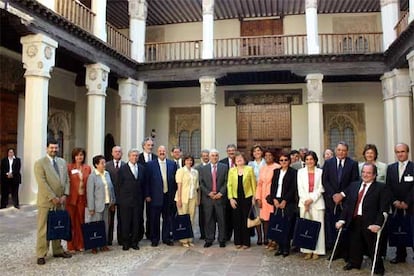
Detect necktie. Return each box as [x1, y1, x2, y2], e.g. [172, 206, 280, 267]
[132, 165, 138, 179]
[399, 162, 405, 182]
[148, 154, 151, 162]
[353, 183, 367, 217]
[115, 161, 119, 169]
[337, 160, 343, 183]
[53, 159, 60, 177]
[161, 161, 168, 193]
[212, 164, 217, 193]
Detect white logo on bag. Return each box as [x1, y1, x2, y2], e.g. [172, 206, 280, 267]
[90, 231, 103, 240]
[54, 220, 64, 230]
[177, 224, 186, 231]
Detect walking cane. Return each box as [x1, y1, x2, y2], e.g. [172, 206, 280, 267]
[371, 212, 388, 276]
[328, 227, 342, 269]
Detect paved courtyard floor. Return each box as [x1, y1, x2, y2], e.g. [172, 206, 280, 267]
[0, 205, 413, 276]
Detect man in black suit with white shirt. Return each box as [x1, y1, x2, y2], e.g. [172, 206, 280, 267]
[1, 148, 21, 209]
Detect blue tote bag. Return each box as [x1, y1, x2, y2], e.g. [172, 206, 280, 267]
[47, 209, 72, 241]
[292, 212, 321, 251]
[267, 209, 290, 243]
[172, 214, 194, 240]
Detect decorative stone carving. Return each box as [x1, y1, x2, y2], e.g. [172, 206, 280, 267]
[305, 0, 317, 9]
[407, 51, 414, 90]
[85, 63, 110, 96]
[137, 81, 147, 106]
[168, 107, 201, 152]
[199, 77, 216, 104]
[129, 0, 147, 20]
[21, 34, 58, 78]
[393, 69, 411, 97]
[225, 89, 302, 106]
[118, 78, 139, 105]
[202, 0, 214, 15]
[381, 72, 394, 100]
[306, 74, 324, 103]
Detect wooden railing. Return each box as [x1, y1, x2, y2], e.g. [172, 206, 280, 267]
[106, 23, 132, 57]
[55, 0, 95, 33]
[319, 32, 383, 54]
[395, 10, 409, 37]
[145, 33, 383, 62]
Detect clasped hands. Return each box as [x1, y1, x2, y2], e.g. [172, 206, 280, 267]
[208, 191, 223, 200]
[51, 195, 66, 206]
[335, 221, 381, 233]
[393, 200, 409, 210]
[273, 199, 286, 209]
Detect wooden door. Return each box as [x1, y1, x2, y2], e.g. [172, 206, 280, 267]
[237, 104, 291, 157]
[241, 19, 283, 56]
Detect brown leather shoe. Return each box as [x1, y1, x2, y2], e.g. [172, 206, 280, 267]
[53, 252, 72, 258]
[91, 248, 98, 254]
[37, 258, 46, 265]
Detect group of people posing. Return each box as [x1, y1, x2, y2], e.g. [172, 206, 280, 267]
[34, 138, 413, 276]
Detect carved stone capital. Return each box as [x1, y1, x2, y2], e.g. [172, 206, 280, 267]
[306, 74, 324, 103]
[381, 69, 411, 99]
[305, 0, 317, 9]
[381, 71, 394, 100]
[20, 34, 58, 78]
[137, 81, 147, 106]
[202, 0, 214, 15]
[380, 0, 399, 7]
[118, 78, 139, 105]
[199, 76, 216, 104]
[407, 50, 414, 89]
[85, 63, 110, 96]
[129, 0, 147, 20]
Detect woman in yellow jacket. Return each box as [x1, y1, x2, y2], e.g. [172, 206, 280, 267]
[228, 152, 257, 249]
[175, 154, 199, 247]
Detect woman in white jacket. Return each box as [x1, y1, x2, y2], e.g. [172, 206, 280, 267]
[297, 151, 325, 259]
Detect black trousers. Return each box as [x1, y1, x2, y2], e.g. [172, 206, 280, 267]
[138, 200, 152, 240]
[0, 179, 19, 208]
[232, 196, 252, 246]
[150, 194, 173, 243]
[107, 205, 122, 244]
[226, 199, 234, 240]
[348, 216, 384, 272]
[119, 204, 142, 247]
[199, 202, 206, 239]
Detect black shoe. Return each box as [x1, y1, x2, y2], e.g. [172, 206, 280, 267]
[257, 241, 263, 246]
[163, 240, 174, 246]
[37, 258, 46, 265]
[343, 263, 355, 271]
[204, 242, 213, 248]
[122, 246, 129, 251]
[263, 240, 269, 245]
[131, 245, 140, 250]
[14, 205, 20, 209]
[107, 242, 112, 246]
[390, 257, 406, 264]
[282, 252, 289, 257]
[274, 250, 283, 256]
[219, 242, 226, 248]
[374, 269, 385, 275]
[53, 252, 72, 258]
[151, 242, 158, 247]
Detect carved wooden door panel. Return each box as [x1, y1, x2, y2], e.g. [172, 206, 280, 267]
[237, 104, 291, 156]
[241, 19, 283, 56]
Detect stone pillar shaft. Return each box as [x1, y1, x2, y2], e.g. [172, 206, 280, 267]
[380, 0, 399, 50]
[381, 71, 397, 163]
[306, 73, 324, 158]
[200, 76, 216, 149]
[305, 0, 319, 54]
[20, 34, 58, 204]
[118, 78, 139, 151]
[129, 0, 147, 62]
[136, 81, 147, 146]
[91, 0, 107, 41]
[85, 63, 110, 158]
[409, 0, 414, 23]
[37, 0, 55, 11]
[202, 0, 214, 59]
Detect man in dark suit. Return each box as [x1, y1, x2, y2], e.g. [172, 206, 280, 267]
[118, 148, 145, 251]
[195, 149, 210, 240]
[386, 143, 414, 264]
[171, 146, 183, 168]
[322, 141, 359, 254]
[137, 137, 157, 240]
[1, 148, 21, 209]
[219, 144, 236, 241]
[336, 163, 390, 275]
[200, 149, 229, 247]
[145, 145, 177, 246]
[105, 145, 125, 246]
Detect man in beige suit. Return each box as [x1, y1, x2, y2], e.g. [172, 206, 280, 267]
[34, 139, 71, 265]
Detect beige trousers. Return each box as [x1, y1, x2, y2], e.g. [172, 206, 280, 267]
[36, 206, 65, 258]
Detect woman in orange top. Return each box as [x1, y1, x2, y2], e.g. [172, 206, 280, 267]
[66, 148, 91, 253]
[255, 149, 281, 245]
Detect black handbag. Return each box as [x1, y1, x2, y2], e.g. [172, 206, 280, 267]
[82, 220, 107, 250]
[47, 209, 72, 241]
[267, 209, 290, 243]
[292, 211, 321, 250]
[172, 214, 194, 240]
[388, 210, 413, 247]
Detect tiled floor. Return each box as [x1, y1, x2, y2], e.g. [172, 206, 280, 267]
[0, 205, 413, 275]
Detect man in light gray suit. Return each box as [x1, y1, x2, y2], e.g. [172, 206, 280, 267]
[195, 149, 210, 240]
[199, 149, 228, 248]
[34, 139, 71, 265]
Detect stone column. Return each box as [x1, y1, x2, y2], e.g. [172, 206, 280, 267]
[118, 78, 139, 151]
[136, 81, 147, 146]
[409, 0, 414, 23]
[380, 0, 399, 50]
[20, 34, 58, 204]
[129, 0, 147, 62]
[305, 0, 320, 54]
[199, 76, 216, 149]
[392, 69, 413, 154]
[37, 0, 55, 11]
[306, 74, 324, 158]
[408, 50, 414, 95]
[381, 71, 397, 163]
[85, 63, 110, 158]
[202, 0, 214, 59]
[91, 0, 107, 41]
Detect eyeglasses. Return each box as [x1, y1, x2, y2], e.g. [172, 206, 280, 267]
[279, 159, 289, 162]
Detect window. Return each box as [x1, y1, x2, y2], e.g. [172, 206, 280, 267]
[342, 37, 353, 53]
[190, 130, 201, 159]
[328, 116, 356, 157]
[355, 36, 368, 52]
[179, 130, 190, 155]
